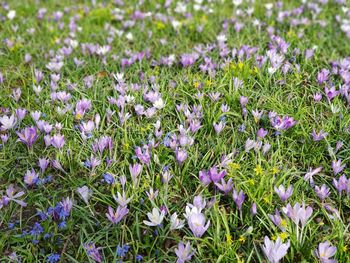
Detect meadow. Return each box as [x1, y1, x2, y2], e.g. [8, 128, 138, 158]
[0, 0, 350, 262]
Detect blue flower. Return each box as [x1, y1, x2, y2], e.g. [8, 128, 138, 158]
[136, 254, 143, 262]
[58, 221, 66, 229]
[30, 222, 44, 236]
[46, 253, 60, 263]
[102, 173, 115, 184]
[116, 244, 130, 257]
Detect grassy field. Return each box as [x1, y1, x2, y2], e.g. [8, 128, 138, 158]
[0, 0, 350, 262]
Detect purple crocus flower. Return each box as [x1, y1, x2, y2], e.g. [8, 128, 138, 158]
[199, 170, 211, 185]
[129, 163, 143, 184]
[208, 167, 226, 183]
[251, 203, 257, 216]
[175, 148, 188, 164]
[332, 175, 348, 194]
[106, 205, 129, 224]
[274, 185, 293, 202]
[317, 69, 330, 85]
[324, 86, 339, 100]
[314, 184, 330, 201]
[257, 128, 268, 138]
[186, 208, 210, 238]
[51, 134, 65, 149]
[84, 242, 103, 263]
[314, 241, 337, 263]
[332, 160, 345, 175]
[311, 130, 328, 141]
[175, 242, 195, 263]
[215, 178, 233, 194]
[262, 236, 290, 263]
[0, 184, 26, 209]
[16, 108, 27, 121]
[270, 115, 297, 131]
[135, 146, 151, 165]
[213, 121, 225, 134]
[304, 167, 322, 186]
[268, 209, 285, 231]
[16, 126, 38, 148]
[180, 53, 199, 67]
[232, 190, 245, 211]
[24, 169, 39, 186]
[282, 202, 313, 227]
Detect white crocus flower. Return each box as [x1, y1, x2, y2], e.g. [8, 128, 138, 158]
[143, 208, 165, 226]
[0, 114, 17, 131]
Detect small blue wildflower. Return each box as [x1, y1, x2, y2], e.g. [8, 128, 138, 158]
[58, 221, 66, 229]
[83, 160, 91, 168]
[46, 253, 60, 263]
[30, 222, 44, 236]
[102, 173, 115, 185]
[44, 233, 52, 239]
[116, 244, 130, 257]
[136, 254, 143, 262]
[32, 239, 39, 245]
[8, 222, 15, 229]
[238, 124, 246, 132]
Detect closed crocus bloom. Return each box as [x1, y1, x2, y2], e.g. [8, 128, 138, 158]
[129, 163, 143, 184]
[262, 236, 290, 263]
[274, 185, 293, 202]
[199, 170, 211, 185]
[233, 190, 245, 211]
[251, 203, 257, 216]
[282, 202, 313, 227]
[51, 134, 65, 149]
[331, 159, 345, 175]
[175, 148, 187, 164]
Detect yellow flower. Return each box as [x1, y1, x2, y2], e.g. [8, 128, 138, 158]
[205, 79, 212, 86]
[263, 196, 270, 204]
[230, 62, 236, 70]
[229, 163, 241, 170]
[280, 219, 287, 228]
[318, 221, 324, 226]
[279, 232, 289, 241]
[254, 165, 263, 176]
[342, 245, 348, 252]
[193, 81, 200, 88]
[271, 235, 276, 241]
[248, 179, 255, 186]
[75, 113, 82, 120]
[238, 235, 246, 243]
[123, 143, 130, 150]
[226, 234, 233, 245]
[272, 167, 279, 175]
[156, 21, 165, 30]
[238, 61, 244, 70]
[254, 66, 259, 74]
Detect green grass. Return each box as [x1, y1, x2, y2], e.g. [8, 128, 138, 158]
[0, 0, 350, 262]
